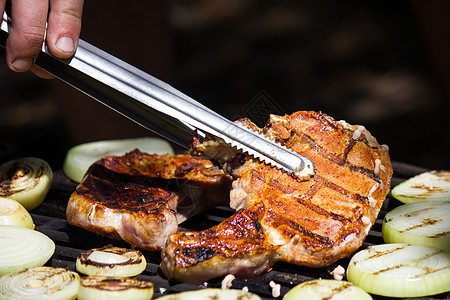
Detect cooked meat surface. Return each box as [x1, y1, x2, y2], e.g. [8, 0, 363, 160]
[66, 149, 232, 251]
[161, 111, 392, 283]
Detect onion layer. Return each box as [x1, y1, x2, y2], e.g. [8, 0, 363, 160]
[0, 267, 79, 300]
[76, 245, 147, 277]
[283, 279, 372, 300]
[0, 197, 34, 229]
[0, 157, 53, 210]
[78, 276, 154, 300]
[391, 170, 450, 204]
[347, 243, 450, 297]
[0, 226, 55, 276]
[63, 137, 174, 183]
[157, 288, 261, 300]
[382, 201, 450, 252]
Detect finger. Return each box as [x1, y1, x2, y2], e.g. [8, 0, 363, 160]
[6, 0, 49, 72]
[46, 0, 84, 59]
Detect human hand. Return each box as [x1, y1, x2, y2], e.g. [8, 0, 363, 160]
[1, 0, 84, 78]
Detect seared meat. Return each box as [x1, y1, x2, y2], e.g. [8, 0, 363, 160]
[66, 149, 232, 251]
[161, 111, 392, 283]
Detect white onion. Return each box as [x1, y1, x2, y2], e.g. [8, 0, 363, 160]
[382, 201, 450, 252]
[0, 225, 55, 276]
[283, 279, 372, 300]
[391, 170, 450, 204]
[157, 288, 261, 300]
[0, 267, 79, 300]
[0, 157, 53, 210]
[76, 245, 147, 277]
[0, 197, 34, 229]
[77, 276, 154, 300]
[63, 137, 174, 183]
[347, 243, 450, 297]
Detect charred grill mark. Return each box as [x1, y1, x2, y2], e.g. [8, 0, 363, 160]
[372, 249, 444, 276]
[404, 207, 433, 217]
[286, 219, 334, 247]
[296, 131, 381, 183]
[77, 172, 177, 212]
[317, 175, 368, 205]
[301, 280, 353, 299]
[319, 112, 342, 129]
[398, 218, 443, 233]
[77, 163, 190, 211]
[342, 138, 357, 162]
[254, 220, 264, 233]
[175, 165, 194, 176]
[297, 132, 317, 149]
[353, 193, 368, 203]
[290, 175, 361, 223]
[296, 132, 342, 166]
[349, 165, 381, 183]
[78, 253, 142, 267]
[281, 129, 297, 145]
[365, 245, 406, 260]
[82, 277, 153, 291]
[181, 246, 217, 261]
[328, 283, 353, 298]
[295, 194, 349, 222]
[428, 231, 450, 238]
[88, 164, 177, 189]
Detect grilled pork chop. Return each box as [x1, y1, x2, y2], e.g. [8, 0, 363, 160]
[66, 149, 232, 251]
[161, 111, 392, 283]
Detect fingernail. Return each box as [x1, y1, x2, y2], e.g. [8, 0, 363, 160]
[10, 57, 33, 72]
[55, 36, 75, 53]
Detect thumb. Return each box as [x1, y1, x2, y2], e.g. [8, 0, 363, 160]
[46, 0, 84, 59]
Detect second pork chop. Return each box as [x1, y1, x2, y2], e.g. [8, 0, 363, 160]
[66, 149, 232, 251]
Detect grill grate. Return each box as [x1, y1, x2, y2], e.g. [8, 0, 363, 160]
[29, 161, 449, 299]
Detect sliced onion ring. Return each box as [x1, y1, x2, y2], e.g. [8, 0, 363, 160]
[0, 266, 80, 300]
[383, 201, 450, 252]
[76, 245, 147, 277]
[283, 279, 372, 300]
[157, 288, 261, 300]
[0, 197, 34, 229]
[63, 137, 174, 183]
[347, 243, 450, 297]
[0, 157, 53, 210]
[78, 276, 154, 300]
[391, 170, 450, 204]
[0, 225, 55, 276]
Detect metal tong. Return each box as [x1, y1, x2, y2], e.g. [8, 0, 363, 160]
[1, 11, 315, 179]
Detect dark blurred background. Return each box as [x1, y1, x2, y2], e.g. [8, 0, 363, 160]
[1, 0, 449, 171]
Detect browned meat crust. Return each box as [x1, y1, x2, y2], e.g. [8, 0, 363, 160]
[161, 111, 392, 283]
[66, 149, 232, 251]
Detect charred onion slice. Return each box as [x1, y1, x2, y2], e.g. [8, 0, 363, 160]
[157, 288, 261, 300]
[0, 197, 34, 229]
[0, 267, 79, 300]
[0, 226, 55, 276]
[283, 279, 372, 300]
[63, 137, 174, 183]
[347, 243, 450, 297]
[0, 157, 53, 210]
[76, 245, 147, 277]
[383, 201, 450, 252]
[78, 276, 154, 300]
[391, 170, 450, 204]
